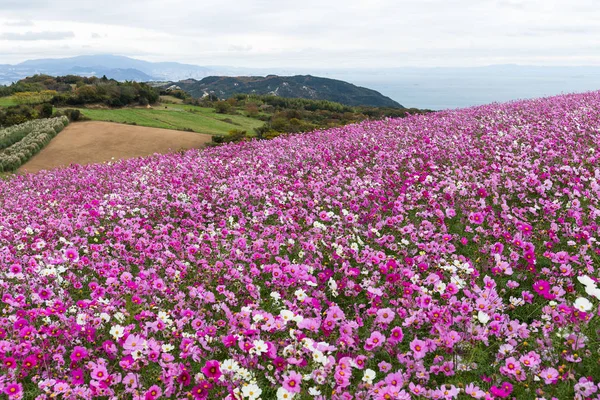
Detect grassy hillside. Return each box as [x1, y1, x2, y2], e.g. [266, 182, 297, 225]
[0, 96, 15, 107]
[66, 104, 264, 136]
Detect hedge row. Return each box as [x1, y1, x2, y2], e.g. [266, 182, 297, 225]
[0, 116, 68, 172]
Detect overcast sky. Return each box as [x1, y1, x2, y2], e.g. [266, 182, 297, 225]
[1, 0, 599, 68]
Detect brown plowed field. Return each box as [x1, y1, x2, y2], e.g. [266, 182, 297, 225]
[19, 121, 213, 173]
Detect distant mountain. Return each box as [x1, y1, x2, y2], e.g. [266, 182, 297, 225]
[168, 75, 403, 108]
[0, 55, 215, 84]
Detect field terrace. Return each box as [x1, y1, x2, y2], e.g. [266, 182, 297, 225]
[0, 91, 599, 399]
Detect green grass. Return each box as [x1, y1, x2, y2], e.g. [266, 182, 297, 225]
[0, 96, 16, 107]
[159, 95, 184, 104]
[0, 172, 14, 180]
[64, 105, 265, 136]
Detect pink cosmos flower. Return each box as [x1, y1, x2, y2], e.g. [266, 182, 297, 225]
[91, 366, 108, 381]
[376, 308, 395, 324]
[469, 212, 484, 225]
[541, 367, 559, 384]
[123, 334, 146, 352]
[283, 371, 302, 393]
[53, 382, 70, 394]
[409, 383, 426, 396]
[365, 330, 385, 350]
[410, 338, 427, 359]
[191, 382, 212, 399]
[353, 355, 367, 370]
[222, 334, 237, 347]
[464, 383, 485, 398]
[378, 361, 392, 372]
[388, 327, 404, 343]
[385, 371, 404, 387]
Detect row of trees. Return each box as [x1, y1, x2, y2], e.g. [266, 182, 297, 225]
[0, 116, 69, 171]
[200, 94, 433, 143]
[0, 104, 53, 128]
[1, 75, 160, 108]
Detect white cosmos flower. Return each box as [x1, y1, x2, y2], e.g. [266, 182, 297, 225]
[578, 275, 597, 288]
[434, 281, 447, 293]
[222, 359, 239, 373]
[252, 314, 264, 323]
[574, 297, 593, 312]
[587, 286, 600, 300]
[270, 292, 281, 302]
[242, 383, 262, 400]
[109, 325, 125, 339]
[362, 368, 376, 384]
[251, 339, 268, 355]
[294, 289, 307, 301]
[76, 313, 87, 326]
[114, 312, 126, 322]
[477, 311, 490, 324]
[312, 350, 327, 365]
[280, 310, 294, 323]
[276, 387, 295, 399]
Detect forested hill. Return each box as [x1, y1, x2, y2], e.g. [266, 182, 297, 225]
[162, 75, 403, 108]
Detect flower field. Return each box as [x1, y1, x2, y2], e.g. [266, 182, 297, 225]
[0, 92, 599, 399]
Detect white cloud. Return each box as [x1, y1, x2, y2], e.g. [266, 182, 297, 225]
[0, 0, 599, 67]
[0, 31, 75, 41]
[3, 20, 34, 27]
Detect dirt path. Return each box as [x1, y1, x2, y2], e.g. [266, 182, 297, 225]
[19, 121, 213, 173]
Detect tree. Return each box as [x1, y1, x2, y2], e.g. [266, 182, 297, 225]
[214, 101, 231, 114]
[40, 103, 53, 118]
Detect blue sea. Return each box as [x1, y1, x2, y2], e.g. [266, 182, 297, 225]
[314, 66, 600, 110]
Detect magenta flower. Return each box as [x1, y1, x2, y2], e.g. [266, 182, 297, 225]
[388, 327, 404, 343]
[491, 242, 504, 254]
[71, 368, 85, 385]
[3, 357, 16, 369]
[3, 383, 22, 398]
[22, 355, 37, 369]
[201, 360, 221, 380]
[490, 385, 510, 398]
[533, 280, 555, 299]
[70, 346, 88, 362]
[145, 384, 162, 399]
[64, 247, 79, 262]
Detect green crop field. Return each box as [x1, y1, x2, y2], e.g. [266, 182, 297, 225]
[0, 97, 16, 107]
[64, 104, 265, 136]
